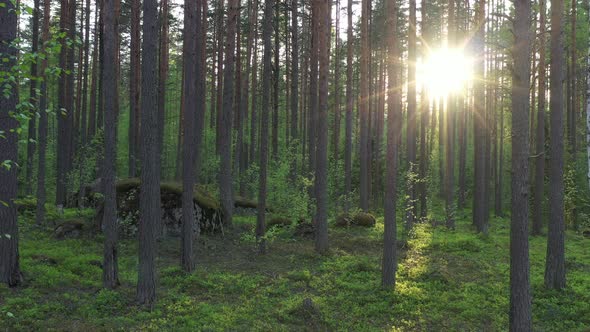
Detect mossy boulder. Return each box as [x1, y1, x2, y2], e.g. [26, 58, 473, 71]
[334, 213, 353, 227]
[53, 219, 86, 239]
[268, 217, 293, 228]
[352, 212, 376, 227]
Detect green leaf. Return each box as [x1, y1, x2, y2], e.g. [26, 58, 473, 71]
[6, 312, 14, 318]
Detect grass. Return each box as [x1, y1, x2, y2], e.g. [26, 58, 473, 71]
[0, 210, 588, 331]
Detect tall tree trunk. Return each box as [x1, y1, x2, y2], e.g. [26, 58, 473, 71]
[545, 0, 566, 290]
[509, 0, 532, 328]
[128, 0, 140, 178]
[137, 0, 159, 306]
[25, 0, 40, 195]
[568, 0, 577, 153]
[290, 0, 299, 162]
[257, 0, 274, 254]
[102, 0, 119, 289]
[249, 8, 260, 165]
[80, 0, 90, 146]
[0, 0, 22, 287]
[472, 0, 487, 233]
[315, 0, 330, 254]
[215, 0, 225, 152]
[532, 0, 547, 235]
[220, 0, 239, 226]
[36, 0, 51, 225]
[406, 0, 417, 227]
[359, 0, 369, 211]
[344, 0, 353, 212]
[332, 0, 341, 161]
[88, 1, 99, 141]
[272, 1, 280, 160]
[181, 0, 199, 272]
[308, 0, 319, 175]
[157, 0, 169, 179]
[382, 0, 399, 288]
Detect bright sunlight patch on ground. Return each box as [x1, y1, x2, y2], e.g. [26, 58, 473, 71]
[418, 48, 473, 99]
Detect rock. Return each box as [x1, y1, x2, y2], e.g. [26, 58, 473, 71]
[334, 213, 353, 227]
[53, 219, 85, 239]
[268, 217, 292, 228]
[352, 212, 376, 227]
[294, 221, 314, 237]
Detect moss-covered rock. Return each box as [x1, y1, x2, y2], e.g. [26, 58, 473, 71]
[334, 213, 353, 227]
[268, 217, 293, 228]
[352, 212, 376, 227]
[53, 219, 86, 239]
[294, 220, 314, 237]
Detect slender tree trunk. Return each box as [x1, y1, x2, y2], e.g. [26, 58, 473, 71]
[88, 2, 99, 141]
[359, 0, 369, 211]
[308, 1, 319, 175]
[102, 0, 119, 289]
[249, 9, 260, 165]
[473, 0, 487, 233]
[406, 0, 417, 227]
[568, 0, 577, 153]
[0, 0, 22, 287]
[137, 0, 159, 306]
[332, 0, 341, 161]
[181, 0, 199, 272]
[80, 0, 90, 146]
[215, 0, 225, 152]
[271, 1, 279, 160]
[545, 0, 566, 290]
[382, 0, 399, 287]
[220, 0, 239, 226]
[315, 0, 330, 254]
[533, 0, 547, 235]
[25, 0, 40, 195]
[290, 0, 299, 160]
[128, 0, 140, 178]
[157, 0, 169, 180]
[257, 0, 274, 254]
[344, 0, 352, 212]
[36, 0, 51, 225]
[509, 0, 532, 328]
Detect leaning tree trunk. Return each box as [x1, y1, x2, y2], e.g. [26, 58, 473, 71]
[0, 0, 21, 287]
[509, 0, 532, 329]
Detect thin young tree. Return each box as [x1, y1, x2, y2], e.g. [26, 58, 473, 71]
[344, 0, 353, 212]
[359, 0, 369, 211]
[290, 0, 299, 157]
[315, 0, 330, 254]
[382, 0, 399, 288]
[545, 0, 566, 290]
[509, 0, 533, 328]
[406, 0, 417, 227]
[257, 0, 274, 254]
[137, 0, 159, 306]
[102, 0, 119, 289]
[0, 0, 22, 287]
[25, 0, 40, 195]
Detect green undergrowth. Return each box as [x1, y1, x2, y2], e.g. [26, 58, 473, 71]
[0, 211, 588, 331]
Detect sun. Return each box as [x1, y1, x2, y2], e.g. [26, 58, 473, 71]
[418, 48, 473, 99]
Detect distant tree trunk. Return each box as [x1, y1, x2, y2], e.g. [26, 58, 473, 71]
[344, 0, 352, 212]
[102, 0, 119, 289]
[215, 0, 225, 152]
[181, 0, 199, 272]
[509, 0, 532, 328]
[234, 7, 243, 190]
[472, 0, 487, 233]
[137, 0, 159, 306]
[419, 0, 429, 217]
[568, 0, 577, 153]
[157, 0, 169, 179]
[359, 0, 369, 211]
[25, 0, 40, 195]
[220, 0, 239, 226]
[545, 0, 566, 290]
[332, 0, 341, 161]
[257, 0, 273, 254]
[308, 1, 319, 175]
[587, 6, 590, 191]
[315, 0, 330, 254]
[88, 1, 99, 140]
[36, 0, 51, 226]
[0, 0, 21, 287]
[97, 4, 104, 131]
[406, 0, 417, 227]
[272, 1, 279, 160]
[128, 0, 140, 178]
[532, 0, 547, 236]
[249, 7, 260, 165]
[382, 0, 399, 288]
[290, 0, 299, 160]
[80, 0, 90, 146]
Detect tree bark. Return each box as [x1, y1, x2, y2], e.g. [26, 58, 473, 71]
[545, 0, 566, 290]
[137, 0, 159, 306]
[509, 0, 532, 328]
[344, 0, 353, 212]
[25, 0, 40, 195]
[0, 0, 22, 287]
[157, 0, 169, 180]
[128, 0, 140, 178]
[359, 0, 369, 211]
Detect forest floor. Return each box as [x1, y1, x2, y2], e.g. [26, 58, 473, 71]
[0, 208, 589, 331]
